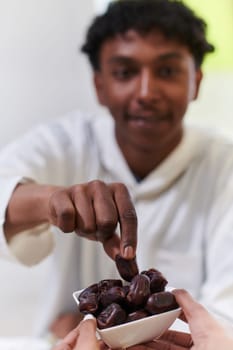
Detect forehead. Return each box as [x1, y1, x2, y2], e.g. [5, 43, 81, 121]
[99, 30, 194, 65]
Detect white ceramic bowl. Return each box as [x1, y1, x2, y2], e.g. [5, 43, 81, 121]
[73, 288, 181, 349]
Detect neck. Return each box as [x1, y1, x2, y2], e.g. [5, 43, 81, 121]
[117, 132, 183, 180]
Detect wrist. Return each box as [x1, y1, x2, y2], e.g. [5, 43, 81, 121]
[4, 183, 61, 239]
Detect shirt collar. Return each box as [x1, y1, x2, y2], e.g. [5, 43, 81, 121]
[93, 116, 206, 197]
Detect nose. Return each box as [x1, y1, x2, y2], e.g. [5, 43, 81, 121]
[136, 69, 159, 104]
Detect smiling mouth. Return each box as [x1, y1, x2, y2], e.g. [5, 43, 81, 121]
[129, 115, 167, 123]
[125, 110, 170, 128]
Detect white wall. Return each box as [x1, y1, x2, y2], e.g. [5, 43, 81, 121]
[187, 71, 233, 138]
[0, 0, 233, 338]
[0, 0, 99, 148]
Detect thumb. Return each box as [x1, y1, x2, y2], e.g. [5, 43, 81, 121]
[75, 314, 99, 350]
[173, 289, 221, 342]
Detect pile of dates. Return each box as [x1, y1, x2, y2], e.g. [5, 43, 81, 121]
[78, 255, 178, 329]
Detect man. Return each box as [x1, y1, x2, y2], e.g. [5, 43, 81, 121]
[1, 0, 233, 340]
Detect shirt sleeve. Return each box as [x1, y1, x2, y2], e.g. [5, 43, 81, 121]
[0, 118, 74, 265]
[0, 112, 92, 266]
[0, 175, 24, 262]
[0, 175, 55, 266]
[8, 223, 54, 266]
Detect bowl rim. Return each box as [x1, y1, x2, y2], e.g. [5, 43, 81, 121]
[97, 306, 181, 333]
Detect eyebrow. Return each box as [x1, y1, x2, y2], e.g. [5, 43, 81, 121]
[107, 56, 136, 65]
[107, 52, 185, 65]
[156, 52, 184, 61]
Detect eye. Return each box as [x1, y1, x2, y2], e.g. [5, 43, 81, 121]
[112, 67, 137, 81]
[157, 66, 179, 78]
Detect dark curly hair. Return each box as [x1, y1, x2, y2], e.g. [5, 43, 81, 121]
[81, 0, 215, 70]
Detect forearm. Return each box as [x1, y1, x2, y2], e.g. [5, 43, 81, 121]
[3, 180, 137, 261]
[4, 183, 60, 241]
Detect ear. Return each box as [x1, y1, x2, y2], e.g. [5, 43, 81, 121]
[93, 72, 107, 106]
[192, 68, 203, 100]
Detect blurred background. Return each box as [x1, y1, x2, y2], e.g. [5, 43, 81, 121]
[0, 0, 232, 337]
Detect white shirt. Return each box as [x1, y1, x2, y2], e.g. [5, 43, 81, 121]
[1, 110, 233, 335]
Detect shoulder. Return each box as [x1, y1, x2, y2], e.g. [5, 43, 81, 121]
[186, 123, 233, 157]
[185, 123, 233, 178]
[0, 110, 112, 160]
[45, 109, 112, 137]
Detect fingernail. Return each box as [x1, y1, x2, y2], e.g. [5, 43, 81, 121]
[83, 314, 95, 321]
[123, 246, 134, 259]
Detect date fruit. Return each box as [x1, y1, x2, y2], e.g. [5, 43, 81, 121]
[127, 274, 151, 307]
[142, 268, 168, 293]
[126, 310, 149, 322]
[79, 291, 99, 314]
[99, 286, 127, 308]
[77, 268, 178, 329]
[115, 254, 139, 282]
[97, 303, 127, 329]
[145, 291, 179, 314]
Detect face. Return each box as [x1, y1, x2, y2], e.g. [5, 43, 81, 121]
[94, 30, 202, 155]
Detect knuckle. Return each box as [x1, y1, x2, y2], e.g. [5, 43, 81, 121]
[111, 182, 128, 192]
[60, 207, 74, 221]
[76, 230, 95, 238]
[77, 218, 97, 234]
[58, 224, 74, 233]
[123, 237, 137, 246]
[57, 208, 75, 232]
[97, 219, 116, 233]
[70, 184, 86, 197]
[89, 179, 103, 185]
[122, 208, 137, 223]
[82, 224, 96, 235]
[88, 179, 105, 189]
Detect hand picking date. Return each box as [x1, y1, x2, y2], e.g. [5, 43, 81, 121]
[77, 269, 178, 329]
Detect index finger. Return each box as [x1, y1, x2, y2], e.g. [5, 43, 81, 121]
[110, 183, 137, 259]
